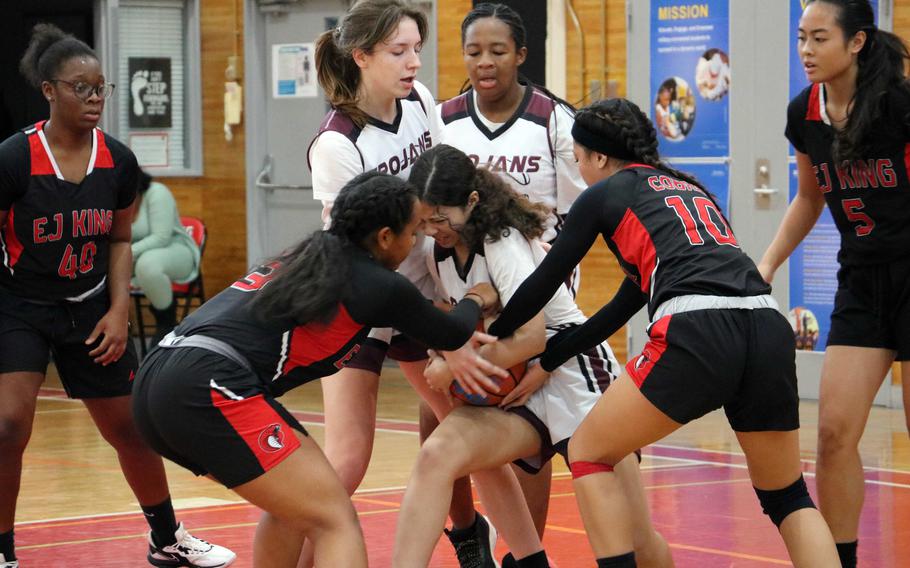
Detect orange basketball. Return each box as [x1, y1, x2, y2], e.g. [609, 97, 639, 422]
[449, 359, 527, 406]
[449, 316, 527, 406]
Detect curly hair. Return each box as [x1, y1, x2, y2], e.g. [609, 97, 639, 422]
[410, 144, 548, 249]
[252, 171, 418, 324]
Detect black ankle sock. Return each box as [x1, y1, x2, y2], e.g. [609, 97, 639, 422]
[515, 550, 550, 568]
[142, 497, 179, 547]
[836, 540, 858, 568]
[597, 551, 636, 567]
[0, 530, 15, 561]
[447, 512, 479, 537]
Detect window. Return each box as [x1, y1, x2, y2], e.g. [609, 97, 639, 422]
[98, 0, 202, 176]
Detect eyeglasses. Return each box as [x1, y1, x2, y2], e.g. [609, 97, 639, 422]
[50, 79, 116, 101]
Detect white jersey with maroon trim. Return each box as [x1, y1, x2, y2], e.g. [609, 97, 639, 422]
[0, 121, 137, 302]
[437, 86, 585, 242]
[425, 228, 585, 327]
[308, 80, 438, 297]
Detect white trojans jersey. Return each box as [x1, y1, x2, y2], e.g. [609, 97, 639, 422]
[425, 228, 585, 328]
[437, 86, 585, 242]
[308, 80, 437, 296]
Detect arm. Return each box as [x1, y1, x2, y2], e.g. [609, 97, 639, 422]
[488, 184, 611, 338]
[88, 206, 134, 365]
[757, 151, 825, 283]
[539, 277, 645, 372]
[309, 132, 363, 227]
[131, 184, 177, 257]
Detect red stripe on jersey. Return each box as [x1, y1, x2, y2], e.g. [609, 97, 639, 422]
[612, 209, 657, 294]
[281, 304, 364, 375]
[624, 163, 656, 171]
[210, 390, 301, 472]
[3, 207, 24, 269]
[806, 83, 823, 121]
[904, 143, 910, 179]
[625, 315, 671, 388]
[93, 131, 114, 169]
[28, 127, 55, 176]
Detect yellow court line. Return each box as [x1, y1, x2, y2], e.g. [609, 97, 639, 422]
[352, 496, 404, 507]
[547, 476, 754, 499]
[544, 524, 791, 565]
[16, 504, 254, 531]
[19, 510, 404, 551]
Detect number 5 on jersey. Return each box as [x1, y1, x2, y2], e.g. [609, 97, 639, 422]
[664, 195, 738, 247]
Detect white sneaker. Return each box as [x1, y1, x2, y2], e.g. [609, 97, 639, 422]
[0, 553, 17, 568]
[147, 522, 236, 567]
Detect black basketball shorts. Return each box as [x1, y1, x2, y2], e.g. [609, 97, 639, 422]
[828, 259, 910, 360]
[625, 308, 799, 432]
[0, 291, 137, 398]
[132, 346, 309, 488]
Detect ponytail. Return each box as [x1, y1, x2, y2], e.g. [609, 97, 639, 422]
[806, 0, 910, 162]
[19, 23, 97, 90]
[315, 0, 429, 128]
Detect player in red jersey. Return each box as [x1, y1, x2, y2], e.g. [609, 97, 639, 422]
[758, 2, 910, 566]
[489, 99, 839, 568]
[132, 172, 504, 568]
[0, 24, 233, 568]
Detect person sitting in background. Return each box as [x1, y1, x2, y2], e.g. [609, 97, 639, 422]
[131, 169, 200, 346]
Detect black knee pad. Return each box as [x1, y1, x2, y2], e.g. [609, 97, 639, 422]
[754, 475, 816, 527]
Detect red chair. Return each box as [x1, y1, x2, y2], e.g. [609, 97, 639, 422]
[132, 216, 207, 356]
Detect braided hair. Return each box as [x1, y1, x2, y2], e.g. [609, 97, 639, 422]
[20, 23, 97, 90]
[314, 0, 429, 128]
[410, 144, 548, 249]
[252, 171, 418, 324]
[459, 3, 575, 112]
[804, 0, 910, 162]
[573, 98, 719, 205]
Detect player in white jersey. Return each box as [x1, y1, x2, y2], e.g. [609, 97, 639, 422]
[422, 6, 586, 560]
[392, 145, 672, 568]
[306, 2, 497, 566]
[437, 3, 585, 294]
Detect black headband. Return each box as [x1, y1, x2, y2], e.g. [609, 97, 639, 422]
[571, 120, 638, 162]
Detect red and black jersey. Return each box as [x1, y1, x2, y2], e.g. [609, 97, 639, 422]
[490, 165, 769, 341]
[786, 84, 910, 266]
[0, 121, 137, 302]
[172, 248, 481, 397]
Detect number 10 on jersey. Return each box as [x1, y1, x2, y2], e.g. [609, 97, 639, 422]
[664, 195, 738, 247]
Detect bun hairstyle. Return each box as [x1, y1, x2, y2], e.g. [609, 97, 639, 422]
[314, 0, 428, 128]
[19, 23, 97, 90]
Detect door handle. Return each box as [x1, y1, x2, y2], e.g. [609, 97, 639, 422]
[256, 155, 312, 191]
[753, 159, 778, 197]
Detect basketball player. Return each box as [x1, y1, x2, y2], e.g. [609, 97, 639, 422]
[488, 99, 839, 568]
[391, 145, 672, 568]
[0, 24, 234, 568]
[429, 6, 588, 555]
[757, 2, 910, 566]
[132, 173, 504, 568]
[307, 1, 498, 565]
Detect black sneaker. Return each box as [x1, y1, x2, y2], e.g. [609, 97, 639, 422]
[444, 512, 500, 568]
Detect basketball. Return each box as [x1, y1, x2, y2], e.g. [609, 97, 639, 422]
[449, 317, 527, 406]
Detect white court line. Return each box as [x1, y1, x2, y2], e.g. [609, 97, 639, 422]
[653, 442, 910, 476]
